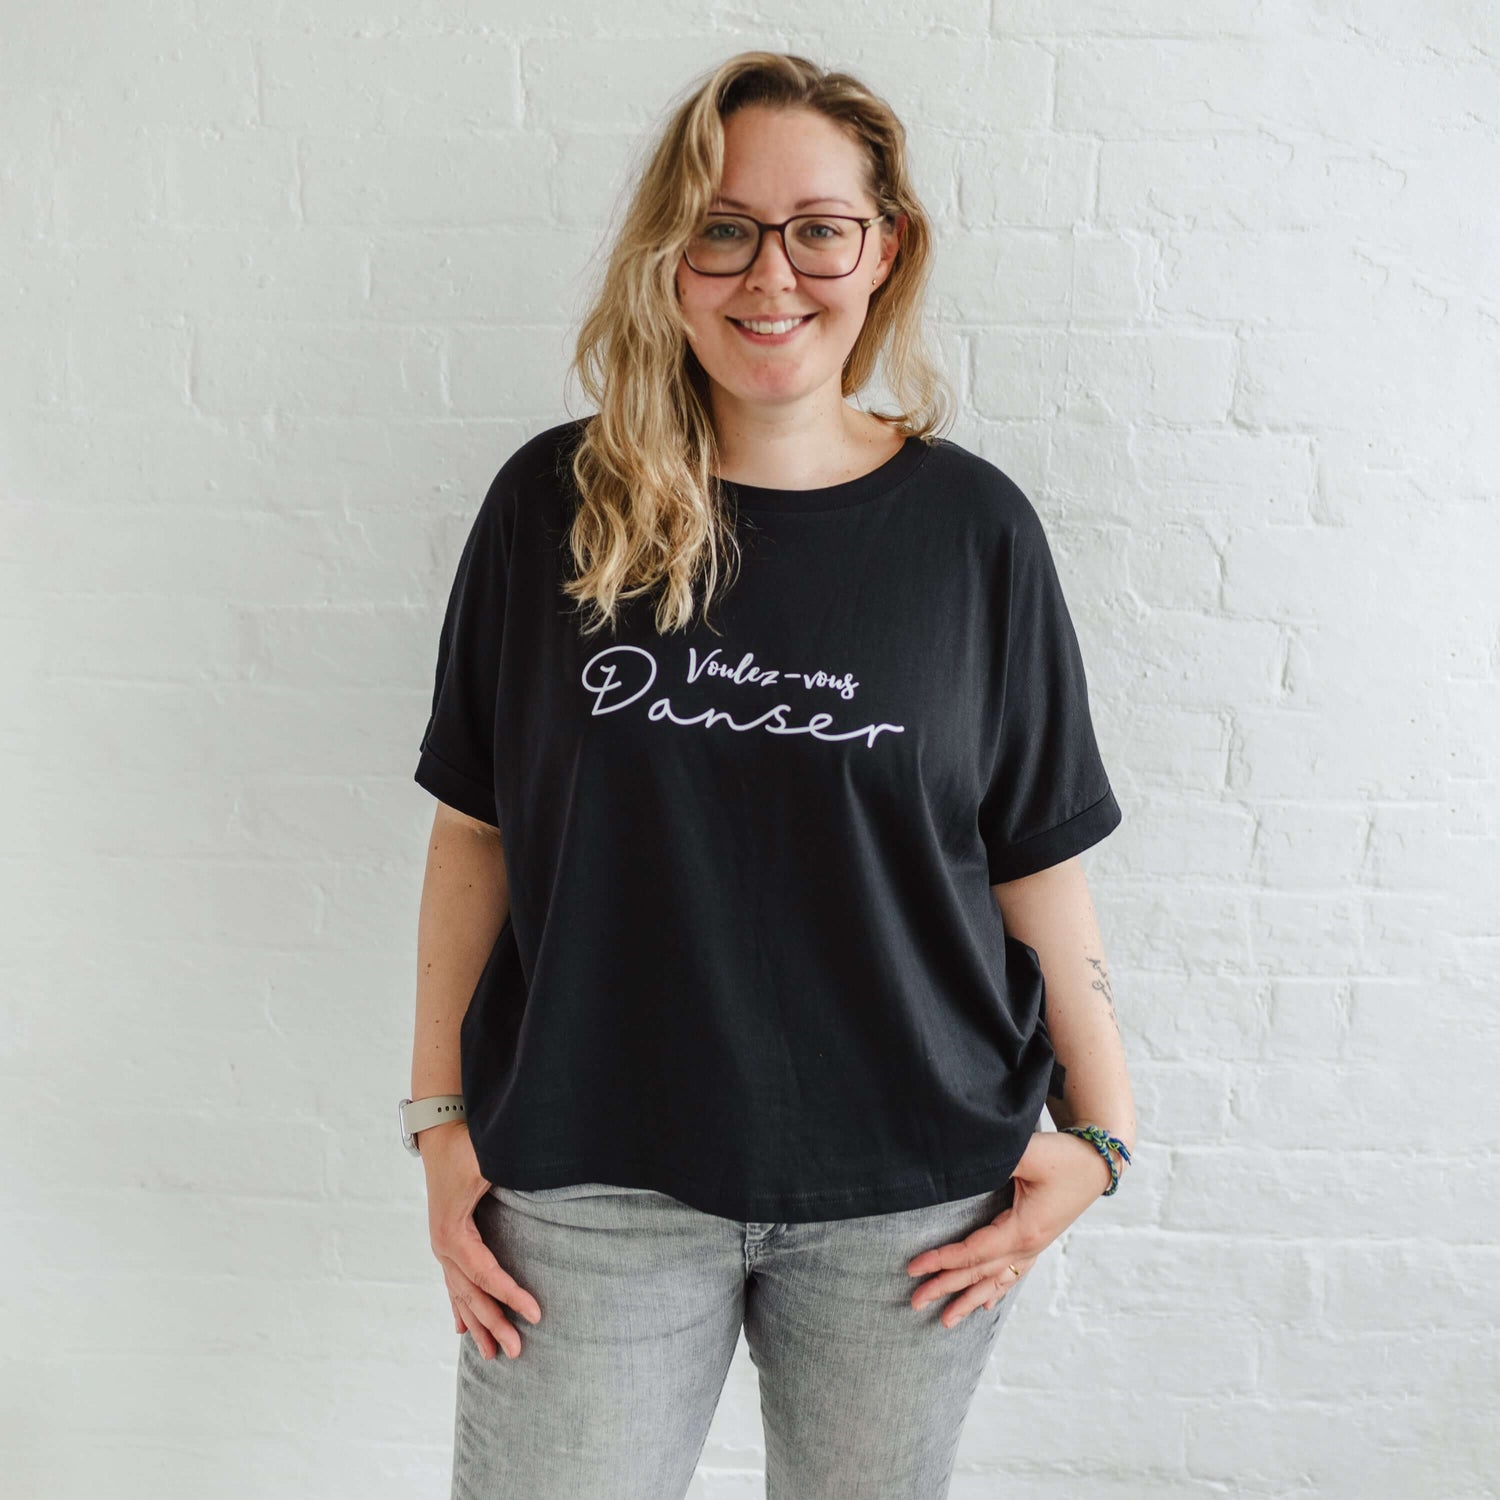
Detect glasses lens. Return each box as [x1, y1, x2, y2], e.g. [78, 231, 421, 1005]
[785, 216, 864, 276]
[686, 214, 865, 276]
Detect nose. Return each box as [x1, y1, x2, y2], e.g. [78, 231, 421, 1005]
[743, 227, 799, 289]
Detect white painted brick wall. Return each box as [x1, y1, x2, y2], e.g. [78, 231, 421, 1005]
[5, 6, 1497, 1498]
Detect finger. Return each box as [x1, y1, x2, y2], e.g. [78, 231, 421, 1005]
[906, 1237, 977, 1278]
[914, 1252, 1034, 1313]
[451, 1293, 492, 1358]
[962, 1264, 1034, 1324]
[450, 1280, 499, 1360]
[451, 1277, 520, 1360]
[906, 1266, 990, 1314]
[908, 1236, 1017, 1309]
[433, 1210, 542, 1361]
[457, 1240, 543, 1327]
[938, 1273, 1007, 1329]
[907, 1219, 1009, 1279]
[441, 1243, 534, 1360]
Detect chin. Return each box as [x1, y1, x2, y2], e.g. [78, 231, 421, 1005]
[733, 370, 820, 402]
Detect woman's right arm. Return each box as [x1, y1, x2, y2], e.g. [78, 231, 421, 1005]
[413, 801, 542, 1361]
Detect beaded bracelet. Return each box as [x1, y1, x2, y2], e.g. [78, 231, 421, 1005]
[1060, 1124, 1133, 1196]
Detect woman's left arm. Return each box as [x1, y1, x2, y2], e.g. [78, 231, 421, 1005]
[993, 854, 1137, 1177]
[906, 853, 1137, 1327]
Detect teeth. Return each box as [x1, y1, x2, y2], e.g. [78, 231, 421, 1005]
[736, 315, 811, 334]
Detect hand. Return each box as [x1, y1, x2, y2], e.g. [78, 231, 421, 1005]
[905, 1130, 1117, 1328]
[421, 1123, 543, 1361]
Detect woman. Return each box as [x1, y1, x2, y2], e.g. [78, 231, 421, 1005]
[408, 50, 1136, 1500]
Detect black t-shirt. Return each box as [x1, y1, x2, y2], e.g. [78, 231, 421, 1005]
[414, 416, 1122, 1222]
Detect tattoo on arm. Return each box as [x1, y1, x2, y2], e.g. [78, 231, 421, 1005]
[1086, 955, 1119, 1032]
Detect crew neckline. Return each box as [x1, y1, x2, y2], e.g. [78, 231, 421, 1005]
[717, 434, 934, 513]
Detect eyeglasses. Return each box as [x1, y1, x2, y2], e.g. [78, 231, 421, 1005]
[683, 211, 890, 278]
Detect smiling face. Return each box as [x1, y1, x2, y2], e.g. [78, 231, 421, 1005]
[676, 105, 903, 420]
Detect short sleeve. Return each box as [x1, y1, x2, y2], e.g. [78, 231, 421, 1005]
[413, 471, 511, 829]
[978, 495, 1122, 883]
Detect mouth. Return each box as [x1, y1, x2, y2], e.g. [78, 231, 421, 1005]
[728, 312, 819, 345]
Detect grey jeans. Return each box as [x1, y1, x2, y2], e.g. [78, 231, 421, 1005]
[451, 1176, 1027, 1499]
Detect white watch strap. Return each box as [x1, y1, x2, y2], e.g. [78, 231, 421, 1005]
[399, 1094, 466, 1154]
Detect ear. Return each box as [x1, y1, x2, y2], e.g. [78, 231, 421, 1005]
[875, 212, 907, 284]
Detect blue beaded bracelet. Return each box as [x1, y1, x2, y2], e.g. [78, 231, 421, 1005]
[1060, 1124, 1133, 1196]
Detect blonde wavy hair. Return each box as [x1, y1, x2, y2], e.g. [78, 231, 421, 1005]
[563, 50, 955, 639]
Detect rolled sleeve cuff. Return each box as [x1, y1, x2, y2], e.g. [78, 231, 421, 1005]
[986, 786, 1122, 884]
[414, 746, 499, 829]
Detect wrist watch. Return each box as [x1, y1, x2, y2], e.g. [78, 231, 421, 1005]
[397, 1094, 467, 1155]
